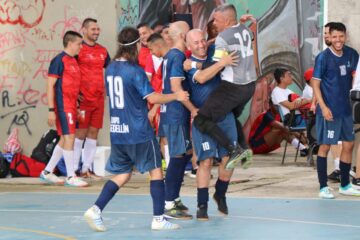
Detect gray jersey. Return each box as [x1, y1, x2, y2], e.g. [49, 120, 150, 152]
[215, 23, 257, 85]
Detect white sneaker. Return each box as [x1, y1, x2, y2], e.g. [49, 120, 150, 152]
[339, 184, 360, 196]
[65, 176, 89, 187]
[84, 206, 106, 232]
[319, 187, 335, 199]
[40, 171, 64, 185]
[151, 217, 180, 230]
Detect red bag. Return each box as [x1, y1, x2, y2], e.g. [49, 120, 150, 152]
[10, 153, 45, 177]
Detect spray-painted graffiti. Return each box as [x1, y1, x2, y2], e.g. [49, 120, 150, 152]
[51, 5, 82, 38]
[0, 0, 46, 28]
[117, 0, 139, 30]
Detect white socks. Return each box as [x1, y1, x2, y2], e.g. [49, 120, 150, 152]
[63, 150, 75, 177]
[81, 138, 97, 173]
[165, 201, 175, 210]
[334, 158, 340, 171]
[164, 144, 170, 168]
[45, 145, 63, 173]
[291, 138, 306, 150]
[73, 138, 84, 171]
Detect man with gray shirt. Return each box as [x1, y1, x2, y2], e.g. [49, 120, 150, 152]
[193, 4, 256, 170]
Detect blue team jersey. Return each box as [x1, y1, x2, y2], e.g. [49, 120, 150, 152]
[160, 48, 190, 125]
[313, 46, 359, 118]
[186, 54, 221, 108]
[105, 60, 155, 144]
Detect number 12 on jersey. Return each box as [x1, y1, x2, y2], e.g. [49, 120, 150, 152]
[107, 76, 125, 109]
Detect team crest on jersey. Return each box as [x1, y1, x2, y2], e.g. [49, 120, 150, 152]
[339, 65, 346, 76]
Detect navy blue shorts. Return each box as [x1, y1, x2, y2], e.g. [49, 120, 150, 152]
[192, 113, 237, 162]
[105, 137, 162, 174]
[160, 124, 190, 157]
[316, 115, 354, 144]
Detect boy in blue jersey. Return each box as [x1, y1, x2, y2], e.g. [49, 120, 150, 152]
[185, 29, 239, 220]
[312, 22, 360, 199]
[147, 22, 196, 220]
[84, 27, 189, 231]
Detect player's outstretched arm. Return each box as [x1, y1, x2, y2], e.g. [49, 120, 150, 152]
[194, 51, 238, 84]
[146, 91, 189, 105]
[47, 77, 57, 127]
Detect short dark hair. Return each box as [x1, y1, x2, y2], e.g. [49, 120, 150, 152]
[82, 18, 97, 28]
[329, 22, 346, 34]
[324, 22, 336, 28]
[273, 68, 288, 84]
[215, 3, 237, 20]
[137, 22, 151, 29]
[147, 33, 164, 44]
[114, 27, 140, 63]
[63, 31, 82, 47]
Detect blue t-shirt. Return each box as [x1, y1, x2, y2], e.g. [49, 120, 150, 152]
[186, 54, 221, 108]
[160, 48, 190, 125]
[105, 60, 155, 144]
[313, 46, 359, 118]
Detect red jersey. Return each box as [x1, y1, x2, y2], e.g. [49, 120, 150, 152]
[138, 47, 151, 69]
[48, 52, 81, 112]
[249, 111, 280, 140]
[145, 54, 163, 93]
[77, 42, 110, 104]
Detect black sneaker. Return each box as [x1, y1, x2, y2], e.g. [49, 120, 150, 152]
[213, 193, 228, 215]
[164, 207, 192, 220]
[300, 148, 309, 157]
[352, 178, 360, 190]
[174, 199, 189, 212]
[226, 146, 252, 170]
[196, 204, 208, 221]
[328, 169, 341, 182]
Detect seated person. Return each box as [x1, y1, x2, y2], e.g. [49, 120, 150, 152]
[249, 100, 308, 156]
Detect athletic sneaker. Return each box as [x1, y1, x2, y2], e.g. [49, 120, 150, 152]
[339, 184, 360, 196]
[39, 171, 64, 185]
[65, 176, 89, 187]
[213, 193, 228, 215]
[84, 206, 106, 232]
[350, 167, 356, 179]
[328, 170, 341, 182]
[164, 207, 192, 220]
[318, 186, 334, 199]
[352, 178, 360, 190]
[300, 148, 309, 157]
[151, 217, 180, 230]
[174, 198, 189, 212]
[196, 204, 208, 221]
[186, 168, 197, 179]
[226, 147, 252, 170]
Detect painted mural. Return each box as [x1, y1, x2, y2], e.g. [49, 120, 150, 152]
[0, 0, 323, 153]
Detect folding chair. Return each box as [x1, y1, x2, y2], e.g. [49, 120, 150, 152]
[276, 106, 307, 165]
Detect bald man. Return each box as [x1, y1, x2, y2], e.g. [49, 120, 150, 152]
[185, 29, 238, 219]
[193, 3, 255, 171]
[148, 22, 195, 220]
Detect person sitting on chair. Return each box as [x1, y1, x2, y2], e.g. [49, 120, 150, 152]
[249, 100, 308, 156]
[271, 68, 311, 156]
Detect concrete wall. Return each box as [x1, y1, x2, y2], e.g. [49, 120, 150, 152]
[328, 0, 360, 50]
[0, 0, 117, 154]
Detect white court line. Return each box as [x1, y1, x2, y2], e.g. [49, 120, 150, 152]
[4, 191, 360, 202]
[1, 208, 360, 229]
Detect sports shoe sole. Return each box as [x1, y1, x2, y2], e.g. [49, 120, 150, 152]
[339, 190, 360, 196]
[163, 213, 193, 220]
[39, 176, 64, 185]
[225, 149, 252, 170]
[84, 211, 106, 232]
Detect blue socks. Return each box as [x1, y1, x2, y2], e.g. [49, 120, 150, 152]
[150, 180, 165, 216]
[215, 179, 229, 198]
[340, 161, 351, 188]
[197, 188, 209, 207]
[165, 156, 187, 201]
[316, 156, 327, 189]
[94, 180, 119, 211]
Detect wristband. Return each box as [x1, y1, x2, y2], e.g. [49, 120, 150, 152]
[191, 61, 197, 69]
[49, 108, 55, 112]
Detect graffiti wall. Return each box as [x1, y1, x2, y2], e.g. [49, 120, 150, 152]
[0, 0, 117, 154]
